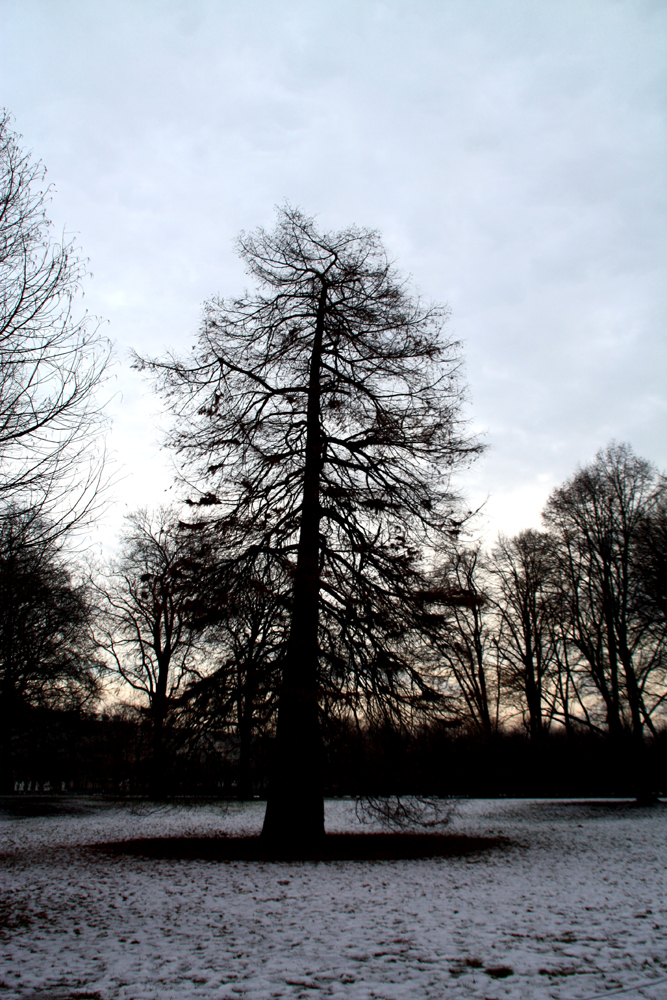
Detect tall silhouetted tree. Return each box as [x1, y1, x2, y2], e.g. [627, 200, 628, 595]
[138, 207, 478, 845]
[0, 112, 110, 530]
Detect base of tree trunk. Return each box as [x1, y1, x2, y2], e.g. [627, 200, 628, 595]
[261, 788, 325, 847]
[635, 791, 659, 807]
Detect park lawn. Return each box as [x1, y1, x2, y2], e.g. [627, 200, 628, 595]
[1, 797, 666, 999]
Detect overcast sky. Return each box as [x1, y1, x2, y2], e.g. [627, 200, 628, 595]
[1, 0, 665, 551]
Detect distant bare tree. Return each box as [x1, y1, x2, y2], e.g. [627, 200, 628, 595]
[137, 206, 479, 845]
[633, 501, 667, 633]
[92, 508, 209, 795]
[0, 111, 110, 531]
[490, 530, 559, 739]
[430, 546, 501, 736]
[544, 443, 667, 741]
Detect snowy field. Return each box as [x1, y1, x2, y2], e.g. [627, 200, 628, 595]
[1, 797, 666, 1000]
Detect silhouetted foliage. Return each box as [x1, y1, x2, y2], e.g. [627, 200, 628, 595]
[0, 507, 101, 791]
[176, 552, 287, 798]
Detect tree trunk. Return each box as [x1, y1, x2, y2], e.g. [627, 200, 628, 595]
[525, 666, 542, 741]
[523, 635, 543, 741]
[149, 654, 170, 799]
[149, 705, 166, 798]
[237, 661, 255, 800]
[0, 696, 15, 794]
[262, 285, 327, 848]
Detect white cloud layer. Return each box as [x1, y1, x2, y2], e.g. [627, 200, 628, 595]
[1, 0, 665, 549]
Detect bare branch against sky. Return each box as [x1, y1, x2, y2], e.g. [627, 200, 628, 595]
[1, 0, 664, 548]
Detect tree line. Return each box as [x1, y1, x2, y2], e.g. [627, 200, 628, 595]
[4, 442, 664, 799]
[1, 112, 665, 838]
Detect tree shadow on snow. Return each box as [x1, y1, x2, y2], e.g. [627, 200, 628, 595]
[90, 832, 511, 862]
[0, 796, 92, 818]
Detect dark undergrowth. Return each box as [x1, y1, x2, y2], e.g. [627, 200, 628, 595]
[6, 707, 667, 799]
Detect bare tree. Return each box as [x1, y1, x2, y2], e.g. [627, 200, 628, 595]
[137, 206, 479, 845]
[0, 506, 101, 791]
[430, 545, 501, 735]
[633, 500, 667, 633]
[490, 530, 559, 740]
[92, 508, 209, 795]
[0, 111, 110, 530]
[543, 443, 667, 742]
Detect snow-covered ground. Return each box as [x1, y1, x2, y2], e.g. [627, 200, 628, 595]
[1, 797, 667, 1000]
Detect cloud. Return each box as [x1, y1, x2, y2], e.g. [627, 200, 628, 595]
[1, 0, 665, 548]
